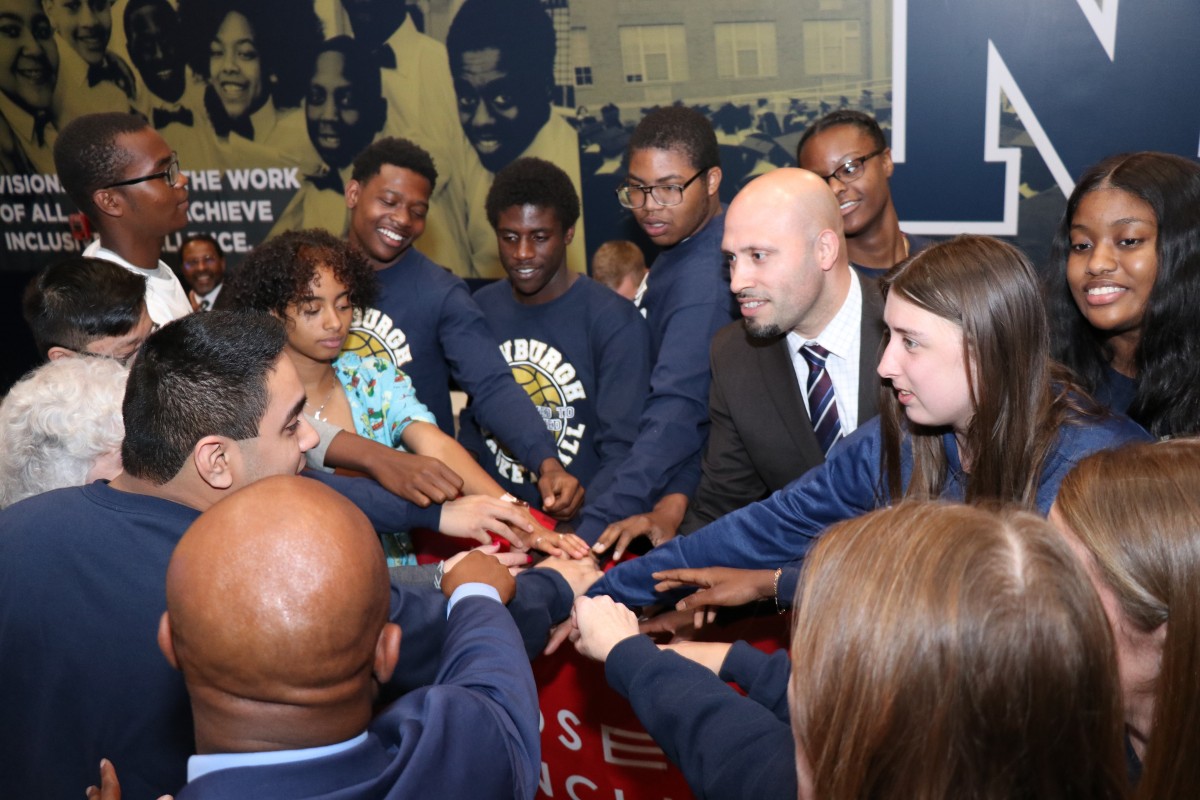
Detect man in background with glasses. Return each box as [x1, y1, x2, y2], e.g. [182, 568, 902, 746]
[584, 106, 738, 560]
[54, 111, 192, 324]
[797, 110, 932, 279]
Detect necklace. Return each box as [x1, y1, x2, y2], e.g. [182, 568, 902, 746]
[305, 374, 337, 422]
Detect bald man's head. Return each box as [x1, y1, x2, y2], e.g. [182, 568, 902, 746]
[160, 475, 398, 751]
[724, 168, 851, 340]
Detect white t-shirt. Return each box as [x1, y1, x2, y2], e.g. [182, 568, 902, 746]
[83, 239, 192, 325]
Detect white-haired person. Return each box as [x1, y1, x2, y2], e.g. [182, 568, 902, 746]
[0, 357, 128, 509]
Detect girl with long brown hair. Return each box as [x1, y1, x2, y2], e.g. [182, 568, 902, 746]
[591, 234, 1151, 606]
[1054, 439, 1200, 798]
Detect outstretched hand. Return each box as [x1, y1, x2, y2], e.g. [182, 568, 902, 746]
[652, 566, 778, 611]
[537, 459, 585, 519]
[572, 596, 640, 663]
[521, 518, 592, 560]
[637, 606, 717, 640]
[439, 495, 536, 547]
[591, 493, 688, 561]
[444, 542, 531, 576]
[442, 550, 517, 603]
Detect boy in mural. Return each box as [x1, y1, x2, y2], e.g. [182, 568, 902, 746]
[0, 0, 58, 173]
[123, 0, 202, 135]
[269, 35, 385, 240]
[447, 0, 586, 278]
[584, 106, 738, 556]
[43, 0, 135, 126]
[338, 0, 473, 276]
[461, 157, 650, 521]
[342, 136, 586, 523]
[797, 110, 932, 278]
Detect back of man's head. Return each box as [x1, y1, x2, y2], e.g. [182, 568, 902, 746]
[591, 240, 646, 290]
[350, 136, 438, 191]
[121, 311, 286, 485]
[485, 157, 580, 231]
[162, 475, 393, 750]
[54, 112, 150, 219]
[627, 106, 720, 172]
[23, 256, 147, 359]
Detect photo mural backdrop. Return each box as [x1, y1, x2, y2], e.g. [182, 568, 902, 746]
[2, 0, 1197, 277]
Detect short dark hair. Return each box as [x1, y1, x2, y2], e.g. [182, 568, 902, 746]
[628, 106, 720, 172]
[446, 0, 555, 86]
[796, 109, 888, 163]
[123, 0, 171, 29]
[485, 157, 580, 230]
[181, 233, 223, 258]
[53, 112, 150, 218]
[22, 257, 147, 358]
[121, 311, 287, 484]
[178, 0, 321, 109]
[316, 35, 383, 108]
[227, 228, 378, 317]
[350, 136, 438, 191]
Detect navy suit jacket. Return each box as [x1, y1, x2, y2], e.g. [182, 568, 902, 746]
[680, 275, 886, 533]
[176, 595, 541, 799]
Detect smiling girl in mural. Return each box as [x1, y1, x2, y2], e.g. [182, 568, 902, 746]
[178, 0, 321, 169]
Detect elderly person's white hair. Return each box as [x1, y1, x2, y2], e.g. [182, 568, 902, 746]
[0, 357, 129, 509]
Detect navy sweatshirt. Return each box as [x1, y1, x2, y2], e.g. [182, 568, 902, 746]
[461, 276, 651, 512]
[575, 213, 737, 543]
[346, 246, 558, 471]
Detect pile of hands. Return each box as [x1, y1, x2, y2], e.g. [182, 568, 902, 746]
[369, 449, 593, 559]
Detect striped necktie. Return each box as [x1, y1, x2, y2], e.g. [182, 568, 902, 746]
[800, 343, 843, 456]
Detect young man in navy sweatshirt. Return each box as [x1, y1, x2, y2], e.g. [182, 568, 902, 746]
[585, 106, 737, 554]
[462, 157, 651, 523]
[342, 137, 584, 521]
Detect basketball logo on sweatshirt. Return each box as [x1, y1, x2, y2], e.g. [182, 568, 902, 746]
[345, 306, 412, 367]
[484, 338, 587, 485]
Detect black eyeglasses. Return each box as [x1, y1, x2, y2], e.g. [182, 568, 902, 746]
[818, 149, 885, 184]
[616, 168, 708, 209]
[103, 154, 181, 189]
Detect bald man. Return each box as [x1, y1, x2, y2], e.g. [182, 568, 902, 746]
[158, 476, 539, 799]
[1, 311, 587, 799]
[588, 169, 885, 600]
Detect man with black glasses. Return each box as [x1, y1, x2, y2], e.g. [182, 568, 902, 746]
[54, 111, 192, 324]
[585, 106, 738, 559]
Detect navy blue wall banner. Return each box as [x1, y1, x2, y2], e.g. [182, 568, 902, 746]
[891, 0, 1200, 235]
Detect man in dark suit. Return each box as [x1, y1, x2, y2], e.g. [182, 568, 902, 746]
[91, 475, 541, 800]
[598, 168, 885, 566]
[679, 168, 886, 534]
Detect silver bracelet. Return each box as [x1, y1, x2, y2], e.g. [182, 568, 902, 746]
[433, 560, 445, 591]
